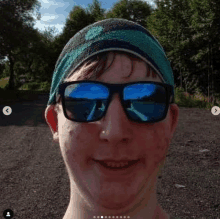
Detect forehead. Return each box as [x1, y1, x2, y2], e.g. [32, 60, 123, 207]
[65, 52, 163, 83]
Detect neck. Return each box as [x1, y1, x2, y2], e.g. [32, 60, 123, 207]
[63, 178, 170, 219]
[63, 202, 170, 219]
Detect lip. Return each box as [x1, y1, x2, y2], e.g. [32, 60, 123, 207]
[93, 157, 140, 162]
[93, 159, 141, 179]
[95, 159, 136, 162]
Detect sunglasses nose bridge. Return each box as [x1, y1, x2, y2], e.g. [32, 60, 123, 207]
[97, 84, 126, 119]
[106, 84, 126, 109]
[103, 92, 130, 124]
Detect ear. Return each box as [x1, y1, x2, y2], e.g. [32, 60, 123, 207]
[168, 103, 179, 139]
[45, 105, 59, 143]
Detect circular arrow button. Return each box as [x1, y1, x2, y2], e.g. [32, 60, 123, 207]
[211, 106, 220, 115]
[3, 106, 12, 116]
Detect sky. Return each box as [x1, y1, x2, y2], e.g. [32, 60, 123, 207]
[34, 0, 156, 36]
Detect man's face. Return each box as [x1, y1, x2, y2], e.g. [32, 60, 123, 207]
[45, 53, 179, 213]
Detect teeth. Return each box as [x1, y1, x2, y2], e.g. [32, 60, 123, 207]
[105, 161, 129, 167]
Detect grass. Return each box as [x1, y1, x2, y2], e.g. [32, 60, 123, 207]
[0, 77, 50, 103]
[175, 87, 220, 111]
[0, 77, 219, 109]
[0, 77, 9, 88]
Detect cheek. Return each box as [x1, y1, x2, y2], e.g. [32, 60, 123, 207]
[58, 119, 93, 165]
[153, 134, 170, 166]
[57, 117, 78, 158]
[147, 124, 171, 167]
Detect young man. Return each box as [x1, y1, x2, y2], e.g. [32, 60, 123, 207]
[45, 18, 179, 219]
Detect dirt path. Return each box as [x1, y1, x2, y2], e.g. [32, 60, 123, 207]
[0, 95, 219, 218]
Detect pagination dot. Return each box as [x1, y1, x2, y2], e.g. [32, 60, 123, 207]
[93, 216, 130, 218]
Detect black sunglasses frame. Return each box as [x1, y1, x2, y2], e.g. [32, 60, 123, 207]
[57, 80, 175, 123]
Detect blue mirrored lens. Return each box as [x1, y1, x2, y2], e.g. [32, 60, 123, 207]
[124, 83, 157, 100]
[65, 83, 109, 99]
[125, 101, 166, 122]
[124, 84, 166, 122]
[64, 83, 109, 121]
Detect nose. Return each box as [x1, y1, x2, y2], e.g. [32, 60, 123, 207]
[99, 93, 133, 144]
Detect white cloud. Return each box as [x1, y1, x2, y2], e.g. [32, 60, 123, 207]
[41, 14, 58, 23]
[40, 0, 65, 9]
[53, 23, 65, 32]
[41, 0, 50, 3]
[34, 14, 65, 36]
[33, 1, 66, 36]
[36, 0, 66, 27]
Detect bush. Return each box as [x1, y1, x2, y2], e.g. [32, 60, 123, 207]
[174, 86, 218, 110]
[19, 82, 40, 90]
[19, 81, 51, 91]
[39, 81, 51, 92]
[2, 63, 10, 78]
[28, 82, 40, 90]
[0, 77, 9, 88]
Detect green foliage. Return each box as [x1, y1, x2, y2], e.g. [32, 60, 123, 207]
[39, 81, 51, 91]
[63, 5, 92, 41]
[175, 86, 185, 96]
[148, 0, 220, 98]
[0, 77, 9, 88]
[105, 0, 152, 26]
[18, 81, 51, 91]
[59, 0, 107, 62]
[19, 82, 39, 90]
[87, 0, 106, 22]
[0, 0, 42, 90]
[174, 87, 214, 110]
[0, 0, 41, 56]
[41, 26, 58, 43]
[2, 62, 10, 78]
[0, 62, 5, 78]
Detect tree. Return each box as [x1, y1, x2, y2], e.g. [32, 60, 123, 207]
[62, 5, 92, 43]
[0, 60, 7, 78]
[188, 0, 220, 97]
[105, 0, 153, 27]
[10, 27, 58, 85]
[86, 0, 106, 22]
[59, 0, 106, 57]
[0, 0, 41, 90]
[147, 0, 220, 97]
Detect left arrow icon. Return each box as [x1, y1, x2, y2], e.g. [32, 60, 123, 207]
[3, 106, 12, 116]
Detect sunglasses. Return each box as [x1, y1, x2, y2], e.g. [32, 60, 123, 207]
[57, 81, 174, 123]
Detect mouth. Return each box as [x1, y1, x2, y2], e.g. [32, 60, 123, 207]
[93, 159, 141, 177]
[94, 159, 140, 170]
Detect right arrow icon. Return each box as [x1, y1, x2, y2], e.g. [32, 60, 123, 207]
[211, 106, 220, 115]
